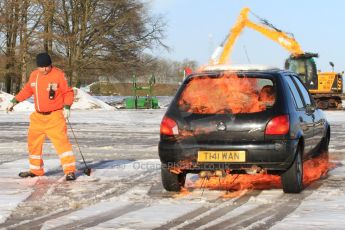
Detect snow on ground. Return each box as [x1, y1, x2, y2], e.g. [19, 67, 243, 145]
[86, 202, 202, 230]
[0, 159, 62, 223]
[271, 161, 345, 230]
[0, 91, 345, 229]
[323, 110, 345, 123]
[84, 159, 161, 181]
[41, 200, 134, 230]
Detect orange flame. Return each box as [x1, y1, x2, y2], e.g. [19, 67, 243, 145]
[178, 73, 274, 115]
[187, 154, 334, 196]
[303, 153, 334, 185]
[192, 173, 281, 191]
[173, 187, 191, 198]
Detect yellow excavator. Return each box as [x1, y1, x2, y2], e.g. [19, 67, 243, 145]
[211, 7, 343, 109]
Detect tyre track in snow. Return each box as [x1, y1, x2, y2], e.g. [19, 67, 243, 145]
[156, 190, 261, 230]
[0, 121, 29, 164]
[155, 179, 324, 230]
[41, 175, 211, 229]
[199, 184, 322, 230]
[0, 161, 160, 230]
[1, 172, 159, 230]
[48, 203, 147, 230]
[0, 122, 29, 144]
[6, 202, 148, 230]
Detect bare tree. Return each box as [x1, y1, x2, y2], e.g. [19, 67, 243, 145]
[51, 0, 166, 86]
[0, 0, 42, 92]
[41, 0, 55, 53]
[0, 0, 168, 91]
[1, 0, 20, 93]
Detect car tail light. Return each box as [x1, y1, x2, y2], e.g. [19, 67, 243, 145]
[265, 115, 289, 135]
[160, 116, 178, 136]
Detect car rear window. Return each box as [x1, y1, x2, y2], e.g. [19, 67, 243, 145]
[178, 73, 276, 114]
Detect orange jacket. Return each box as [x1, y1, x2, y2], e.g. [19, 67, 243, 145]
[15, 66, 74, 112]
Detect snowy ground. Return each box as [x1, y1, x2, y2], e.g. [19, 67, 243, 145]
[0, 91, 345, 229]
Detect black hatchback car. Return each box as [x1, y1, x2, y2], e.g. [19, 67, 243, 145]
[159, 65, 330, 193]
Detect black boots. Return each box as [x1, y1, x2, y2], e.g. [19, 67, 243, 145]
[19, 171, 76, 181]
[19, 171, 37, 178]
[65, 172, 76, 181]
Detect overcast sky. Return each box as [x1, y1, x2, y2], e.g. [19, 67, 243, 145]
[148, 0, 345, 72]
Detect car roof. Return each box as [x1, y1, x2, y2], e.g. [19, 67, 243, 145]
[188, 64, 294, 79]
[200, 64, 280, 72]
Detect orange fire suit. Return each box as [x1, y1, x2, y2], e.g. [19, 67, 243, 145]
[15, 66, 76, 176]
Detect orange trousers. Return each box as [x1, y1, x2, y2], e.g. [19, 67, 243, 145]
[27, 110, 76, 176]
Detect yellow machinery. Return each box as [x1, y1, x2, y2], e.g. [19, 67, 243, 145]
[211, 7, 343, 109]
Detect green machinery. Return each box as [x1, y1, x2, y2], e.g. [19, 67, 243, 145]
[125, 75, 159, 109]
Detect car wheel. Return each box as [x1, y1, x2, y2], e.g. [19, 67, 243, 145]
[318, 133, 330, 162]
[161, 164, 186, 192]
[319, 132, 330, 153]
[281, 146, 303, 193]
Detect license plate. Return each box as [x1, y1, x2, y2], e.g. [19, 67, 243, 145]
[197, 150, 246, 162]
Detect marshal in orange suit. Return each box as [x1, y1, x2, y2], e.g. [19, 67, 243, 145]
[7, 53, 77, 181]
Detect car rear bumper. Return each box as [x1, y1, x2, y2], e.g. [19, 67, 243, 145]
[158, 139, 299, 172]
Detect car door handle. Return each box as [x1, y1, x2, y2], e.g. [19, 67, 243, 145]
[299, 116, 304, 122]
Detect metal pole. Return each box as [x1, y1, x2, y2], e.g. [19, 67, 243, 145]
[67, 118, 91, 176]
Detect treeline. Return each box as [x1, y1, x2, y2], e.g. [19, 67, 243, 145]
[0, 0, 197, 94]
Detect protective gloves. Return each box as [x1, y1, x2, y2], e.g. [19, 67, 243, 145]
[6, 98, 18, 113]
[63, 105, 71, 120]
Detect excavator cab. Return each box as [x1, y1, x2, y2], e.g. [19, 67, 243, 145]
[286, 53, 343, 109]
[285, 53, 318, 90]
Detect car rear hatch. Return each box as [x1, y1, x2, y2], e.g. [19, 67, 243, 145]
[174, 71, 278, 143]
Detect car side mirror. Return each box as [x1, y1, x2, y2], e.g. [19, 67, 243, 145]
[306, 104, 316, 114]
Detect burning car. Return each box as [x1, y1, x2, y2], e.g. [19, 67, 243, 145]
[159, 65, 330, 193]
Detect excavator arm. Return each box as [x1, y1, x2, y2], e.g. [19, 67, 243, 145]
[210, 7, 343, 110]
[212, 7, 304, 64]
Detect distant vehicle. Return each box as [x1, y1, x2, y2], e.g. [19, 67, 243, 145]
[159, 65, 330, 193]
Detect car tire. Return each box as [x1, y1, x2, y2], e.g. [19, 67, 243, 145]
[318, 132, 330, 162]
[319, 132, 330, 153]
[161, 164, 186, 192]
[281, 146, 303, 193]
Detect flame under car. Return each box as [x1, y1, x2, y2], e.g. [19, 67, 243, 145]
[159, 66, 330, 193]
